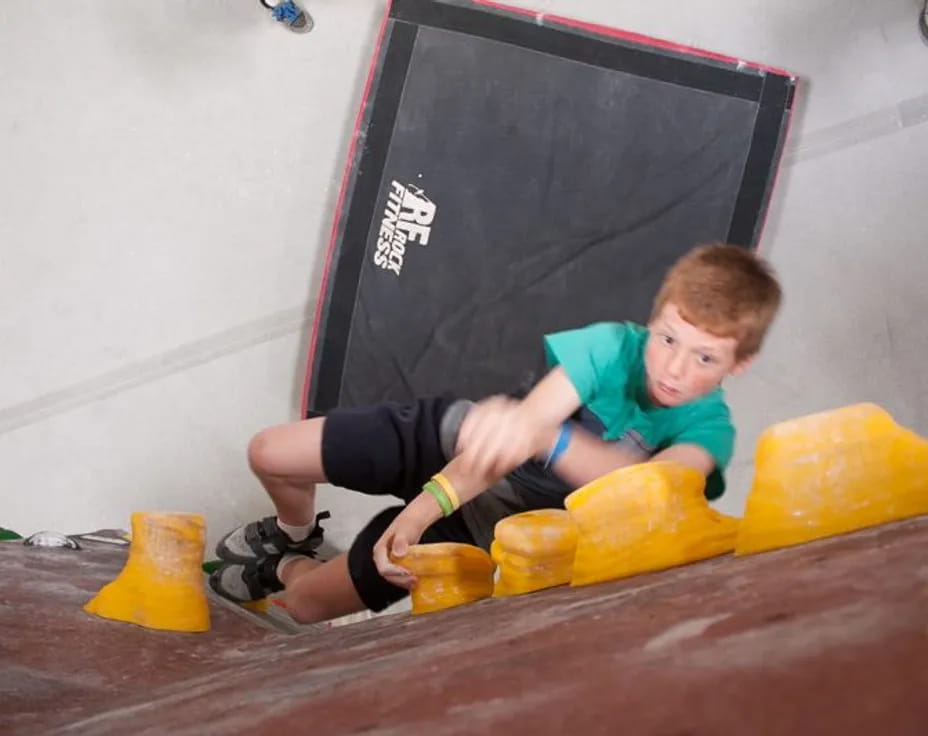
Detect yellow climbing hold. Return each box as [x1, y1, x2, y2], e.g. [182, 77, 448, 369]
[241, 598, 271, 613]
[566, 461, 739, 587]
[736, 403, 928, 555]
[491, 509, 578, 597]
[394, 542, 495, 615]
[84, 511, 210, 632]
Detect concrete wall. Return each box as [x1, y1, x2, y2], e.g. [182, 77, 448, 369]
[2, 0, 926, 555]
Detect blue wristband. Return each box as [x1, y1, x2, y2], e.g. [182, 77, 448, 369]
[544, 423, 572, 468]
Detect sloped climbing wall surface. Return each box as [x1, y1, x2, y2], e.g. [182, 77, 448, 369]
[3, 516, 927, 735]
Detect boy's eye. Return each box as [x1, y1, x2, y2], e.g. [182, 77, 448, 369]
[660, 334, 674, 346]
[698, 354, 716, 365]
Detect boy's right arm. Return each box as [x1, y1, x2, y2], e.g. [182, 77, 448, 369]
[371, 452, 497, 589]
[455, 366, 582, 479]
[374, 370, 582, 588]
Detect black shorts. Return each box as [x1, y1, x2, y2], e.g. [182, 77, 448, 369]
[320, 396, 477, 612]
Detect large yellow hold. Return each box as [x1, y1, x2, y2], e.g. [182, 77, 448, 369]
[394, 543, 495, 615]
[491, 509, 578, 597]
[84, 511, 210, 632]
[565, 462, 739, 587]
[736, 403, 928, 555]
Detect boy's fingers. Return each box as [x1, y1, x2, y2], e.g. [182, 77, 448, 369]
[392, 537, 409, 557]
[462, 439, 486, 474]
[382, 563, 416, 589]
[372, 543, 389, 572]
[459, 398, 505, 455]
[385, 571, 416, 590]
[374, 544, 413, 585]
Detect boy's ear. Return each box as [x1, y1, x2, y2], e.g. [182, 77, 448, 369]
[730, 354, 755, 377]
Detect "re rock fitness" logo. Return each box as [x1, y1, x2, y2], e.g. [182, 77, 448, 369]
[373, 180, 436, 276]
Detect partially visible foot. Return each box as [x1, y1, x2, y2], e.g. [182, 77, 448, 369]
[215, 510, 329, 563]
[261, 0, 314, 33]
[209, 554, 287, 603]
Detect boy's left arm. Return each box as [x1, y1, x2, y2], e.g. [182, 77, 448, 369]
[547, 425, 718, 488]
[375, 434, 719, 590]
[650, 443, 716, 474]
[543, 429, 718, 488]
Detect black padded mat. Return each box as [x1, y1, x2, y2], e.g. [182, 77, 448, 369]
[303, 0, 795, 415]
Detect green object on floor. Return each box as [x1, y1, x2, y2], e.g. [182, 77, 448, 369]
[202, 559, 222, 574]
[0, 527, 22, 541]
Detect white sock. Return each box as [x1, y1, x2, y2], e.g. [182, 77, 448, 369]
[277, 553, 305, 580]
[277, 518, 311, 543]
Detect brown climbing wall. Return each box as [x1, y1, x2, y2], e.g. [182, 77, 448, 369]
[3, 516, 927, 734]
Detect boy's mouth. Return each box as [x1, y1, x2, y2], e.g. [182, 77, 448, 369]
[657, 381, 680, 398]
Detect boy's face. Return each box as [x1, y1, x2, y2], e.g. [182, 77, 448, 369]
[645, 302, 751, 407]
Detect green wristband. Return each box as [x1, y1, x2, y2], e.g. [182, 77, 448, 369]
[423, 480, 454, 517]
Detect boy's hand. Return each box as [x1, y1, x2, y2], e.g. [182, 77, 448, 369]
[456, 395, 554, 479]
[372, 506, 432, 590]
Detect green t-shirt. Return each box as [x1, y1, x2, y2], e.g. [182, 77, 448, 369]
[544, 321, 735, 499]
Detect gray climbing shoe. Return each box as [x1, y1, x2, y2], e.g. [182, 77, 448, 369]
[215, 510, 329, 563]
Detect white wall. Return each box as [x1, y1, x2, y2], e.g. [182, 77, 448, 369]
[0, 0, 392, 550]
[1, 0, 926, 548]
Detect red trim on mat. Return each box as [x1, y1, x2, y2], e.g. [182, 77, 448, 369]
[473, 0, 794, 77]
[301, 1, 395, 417]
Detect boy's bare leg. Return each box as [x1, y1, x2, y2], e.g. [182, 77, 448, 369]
[277, 554, 367, 624]
[214, 418, 332, 565]
[247, 417, 328, 526]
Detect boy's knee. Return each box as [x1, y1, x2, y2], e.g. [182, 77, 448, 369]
[246, 419, 326, 482]
[247, 429, 279, 476]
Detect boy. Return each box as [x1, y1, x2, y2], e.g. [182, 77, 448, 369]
[211, 243, 781, 621]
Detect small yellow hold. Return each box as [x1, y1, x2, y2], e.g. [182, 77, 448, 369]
[566, 461, 739, 587]
[491, 509, 578, 597]
[393, 543, 495, 615]
[240, 598, 271, 613]
[84, 511, 210, 633]
[736, 403, 928, 555]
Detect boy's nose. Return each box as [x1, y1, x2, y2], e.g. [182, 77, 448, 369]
[666, 352, 686, 379]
